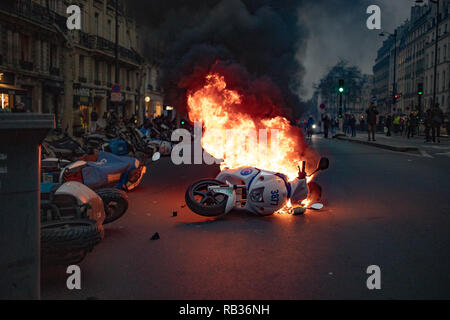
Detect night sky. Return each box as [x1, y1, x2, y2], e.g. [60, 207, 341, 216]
[300, 0, 412, 98]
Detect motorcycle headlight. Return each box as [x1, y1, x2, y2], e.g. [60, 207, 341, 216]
[249, 187, 265, 203]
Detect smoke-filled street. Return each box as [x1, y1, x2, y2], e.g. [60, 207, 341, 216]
[2, 0, 450, 308]
[40, 137, 450, 300]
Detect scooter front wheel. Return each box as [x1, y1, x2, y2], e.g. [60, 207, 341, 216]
[185, 179, 228, 217]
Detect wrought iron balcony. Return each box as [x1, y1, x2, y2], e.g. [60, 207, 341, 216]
[0, 0, 66, 31]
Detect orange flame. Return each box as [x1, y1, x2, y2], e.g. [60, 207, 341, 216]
[187, 73, 307, 181]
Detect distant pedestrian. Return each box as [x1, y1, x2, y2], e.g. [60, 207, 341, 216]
[360, 118, 365, 131]
[393, 115, 400, 135]
[424, 108, 432, 142]
[385, 115, 392, 136]
[407, 113, 417, 139]
[349, 115, 356, 137]
[322, 114, 330, 138]
[306, 116, 314, 139]
[400, 117, 406, 136]
[431, 103, 444, 143]
[13, 102, 25, 113]
[366, 103, 378, 141]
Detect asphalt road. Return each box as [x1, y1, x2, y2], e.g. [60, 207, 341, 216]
[41, 135, 450, 299]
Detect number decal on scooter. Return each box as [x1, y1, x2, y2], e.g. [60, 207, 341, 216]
[270, 190, 279, 206]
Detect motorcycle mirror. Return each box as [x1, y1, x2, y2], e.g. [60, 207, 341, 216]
[317, 157, 329, 171]
[310, 203, 323, 210]
[152, 152, 161, 162]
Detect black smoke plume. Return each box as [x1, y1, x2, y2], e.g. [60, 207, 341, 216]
[128, 0, 308, 119]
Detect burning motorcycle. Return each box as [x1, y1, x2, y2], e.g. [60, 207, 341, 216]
[185, 157, 329, 217]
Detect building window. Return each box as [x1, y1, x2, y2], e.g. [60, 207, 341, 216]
[48, 0, 57, 11]
[20, 34, 30, 62]
[50, 45, 57, 68]
[437, 73, 440, 92]
[94, 12, 99, 35]
[126, 29, 131, 48]
[79, 55, 85, 77]
[107, 64, 111, 83]
[107, 20, 112, 40]
[94, 60, 99, 81]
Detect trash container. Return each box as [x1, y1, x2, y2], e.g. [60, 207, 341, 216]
[0, 113, 54, 299]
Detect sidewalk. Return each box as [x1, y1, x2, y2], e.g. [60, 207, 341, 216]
[334, 131, 450, 153]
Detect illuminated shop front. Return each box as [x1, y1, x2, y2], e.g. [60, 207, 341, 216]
[73, 85, 92, 136]
[0, 72, 27, 112]
[144, 95, 163, 119]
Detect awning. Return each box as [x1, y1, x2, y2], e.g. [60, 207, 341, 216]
[0, 84, 28, 95]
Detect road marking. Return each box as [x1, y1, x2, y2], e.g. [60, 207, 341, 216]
[435, 151, 450, 157]
[419, 149, 434, 158]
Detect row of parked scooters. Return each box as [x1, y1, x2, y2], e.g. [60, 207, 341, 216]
[39, 120, 172, 265]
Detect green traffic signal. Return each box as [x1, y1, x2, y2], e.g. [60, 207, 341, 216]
[418, 91, 423, 95]
[181, 120, 185, 125]
[339, 87, 344, 93]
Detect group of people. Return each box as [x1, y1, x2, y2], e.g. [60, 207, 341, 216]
[384, 112, 418, 138]
[0, 101, 26, 113]
[372, 103, 445, 143]
[304, 102, 446, 143]
[423, 104, 445, 143]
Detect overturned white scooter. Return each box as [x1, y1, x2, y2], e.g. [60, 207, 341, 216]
[185, 157, 329, 217]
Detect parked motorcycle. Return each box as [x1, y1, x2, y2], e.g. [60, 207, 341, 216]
[43, 134, 89, 161]
[185, 158, 329, 217]
[40, 181, 106, 264]
[42, 151, 159, 192]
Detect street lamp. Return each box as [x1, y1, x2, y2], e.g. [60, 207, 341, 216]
[379, 29, 398, 113]
[415, 0, 439, 108]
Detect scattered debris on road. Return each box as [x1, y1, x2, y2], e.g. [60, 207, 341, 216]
[150, 232, 160, 240]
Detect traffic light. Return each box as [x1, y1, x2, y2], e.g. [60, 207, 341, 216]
[180, 120, 186, 125]
[338, 107, 343, 118]
[338, 79, 344, 93]
[417, 83, 423, 95]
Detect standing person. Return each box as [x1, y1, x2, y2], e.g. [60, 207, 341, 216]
[424, 108, 432, 142]
[393, 114, 400, 135]
[407, 112, 416, 139]
[13, 102, 25, 113]
[322, 114, 330, 138]
[431, 103, 444, 143]
[306, 116, 314, 139]
[366, 103, 379, 142]
[350, 115, 356, 137]
[342, 114, 348, 135]
[399, 117, 405, 136]
[385, 114, 392, 136]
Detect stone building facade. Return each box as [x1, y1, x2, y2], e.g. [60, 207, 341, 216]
[373, 2, 450, 117]
[0, 0, 165, 135]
